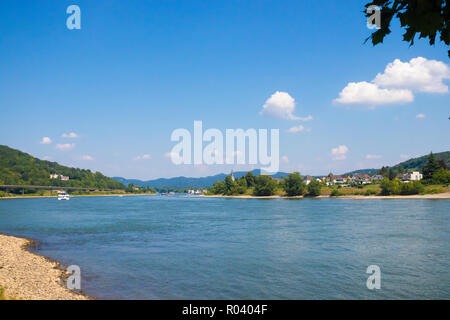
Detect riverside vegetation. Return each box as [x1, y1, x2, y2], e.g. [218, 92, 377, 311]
[207, 153, 450, 197]
[207, 172, 323, 197]
[0, 145, 156, 197]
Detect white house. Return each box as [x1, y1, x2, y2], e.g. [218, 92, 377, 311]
[305, 175, 321, 185]
[405, 171, 423, 181]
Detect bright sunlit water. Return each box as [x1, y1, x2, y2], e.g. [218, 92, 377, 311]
[0, 195, 448, 299]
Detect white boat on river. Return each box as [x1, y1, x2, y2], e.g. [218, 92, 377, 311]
[57, 191, 70, 200]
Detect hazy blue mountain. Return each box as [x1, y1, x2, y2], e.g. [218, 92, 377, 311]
[113, 169, 290, 188]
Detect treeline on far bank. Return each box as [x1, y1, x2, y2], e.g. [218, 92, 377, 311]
[208, 172, 322, 197]
[207, 153, 450, 197]
[378, 153, 450, 196]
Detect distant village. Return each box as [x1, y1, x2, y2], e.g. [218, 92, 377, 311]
[301, 171, 423, 187]
[245, 170, 423, 187]
[187, 189, 208, 195]
[189, 170, 424, 194]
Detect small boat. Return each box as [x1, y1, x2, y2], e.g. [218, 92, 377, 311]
[57, 191, 70, 200]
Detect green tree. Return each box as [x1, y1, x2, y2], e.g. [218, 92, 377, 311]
[126, 183, 135, 193]
[388, 168, 398, 180]
[254, 175, 276, 196]
[235, 177, 248, 194]
[224, 175, 237, 195]
[432, 168, 450, 184]
[379, 166, 389, 177]
[244, 172, 256, 188]
[423, 152, 441, 181]
[400, 180, 424, 195]
[438, 159, 448, 170]
[209, 181, 227, 195]
[282, 172, 306, 196]
[364, 0, 450, 57]
[307, 179, 322, 197]
[380, 178, 401, 195]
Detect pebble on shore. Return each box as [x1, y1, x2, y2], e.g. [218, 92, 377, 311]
[0, 234, 89, 300]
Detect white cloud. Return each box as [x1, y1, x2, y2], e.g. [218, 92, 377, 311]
[56, 143, 75, 151]
[331, 145, 349, 160]
[40, 137, 52, 145]
[400, 154, 410, 160]
[365, 154, 381, 159]
[61, 132, 79, 139]
[288, 124, 305, 133]
[416, 113, 426, 119]
[334, 57, 449, 108]
[82, 155, 94, 161]
[260, 91, 303, 120]
[373, 57, 450, 93]
[281, 156, 289, 163]
[43, 156, 52, 160]
[133, 154, 151, 161]
[334, 81, 413, 106]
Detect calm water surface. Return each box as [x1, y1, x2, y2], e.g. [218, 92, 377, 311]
[0, 195, 448, 299]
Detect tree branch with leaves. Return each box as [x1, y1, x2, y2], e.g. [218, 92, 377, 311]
[365, 0, 449, 57]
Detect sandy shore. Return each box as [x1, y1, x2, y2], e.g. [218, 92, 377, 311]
[0, 234, 90, 300]
[201, 192, 450, 199]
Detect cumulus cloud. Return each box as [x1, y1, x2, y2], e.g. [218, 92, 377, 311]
[133, 154, 151, 161]
[288, 124, 305, 133]
[40, 137, 52, 144]
[365, 154, 381, 159]
[373, 57, 450, 93]
[334, 57, 449, 108]
[281, 156, 289, 163]
[56, 143, 75, 151]
[82, 155, 94, 161]
[400, 154, 410, 160]
[260, 91, 307, 120]
[334, 81, 413, 106]
[331, 145, 348, 160]
[416, 113, 426, 119]
[61, 132, 79, 139]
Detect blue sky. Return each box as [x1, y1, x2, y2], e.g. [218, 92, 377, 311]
[0, 0, 449, 179]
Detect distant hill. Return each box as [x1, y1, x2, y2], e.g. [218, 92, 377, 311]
[391, 151, 450, 171]
[343, 168, 379, 176]
[0, 145, 125, 189]
[344, 151, 450, 176]
[115, 151, 450, 188]
[113, 169, 290, 188]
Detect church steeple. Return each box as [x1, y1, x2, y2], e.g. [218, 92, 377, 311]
[231, 169, 235, 182]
